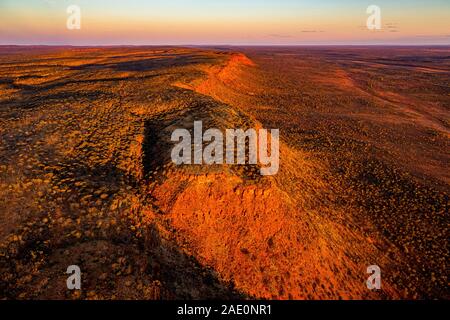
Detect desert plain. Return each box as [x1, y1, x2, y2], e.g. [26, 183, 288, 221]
[0, 45, 448, 299]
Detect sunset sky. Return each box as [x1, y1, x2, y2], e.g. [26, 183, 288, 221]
[1, 0, 449, 45]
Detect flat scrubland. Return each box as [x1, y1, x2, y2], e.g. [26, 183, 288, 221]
[0, 46, 448, 299]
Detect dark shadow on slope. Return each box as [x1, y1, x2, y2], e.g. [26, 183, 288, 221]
[70, 55, 216, 72]
[0, 157, 247, 299]
[142, 92, 262, 182]
[139, 223, 247, 299]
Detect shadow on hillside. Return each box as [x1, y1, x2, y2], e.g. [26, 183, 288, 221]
[0, 156, 247, 299]
[70, 55, 216, 72]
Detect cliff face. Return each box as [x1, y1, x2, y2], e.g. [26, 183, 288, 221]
[142, 52, 400, 299]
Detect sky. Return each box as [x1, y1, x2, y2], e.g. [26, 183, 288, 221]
[0, 0, 449, 45]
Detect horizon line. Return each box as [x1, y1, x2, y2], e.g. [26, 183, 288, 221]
[1, 43, 450, 47]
